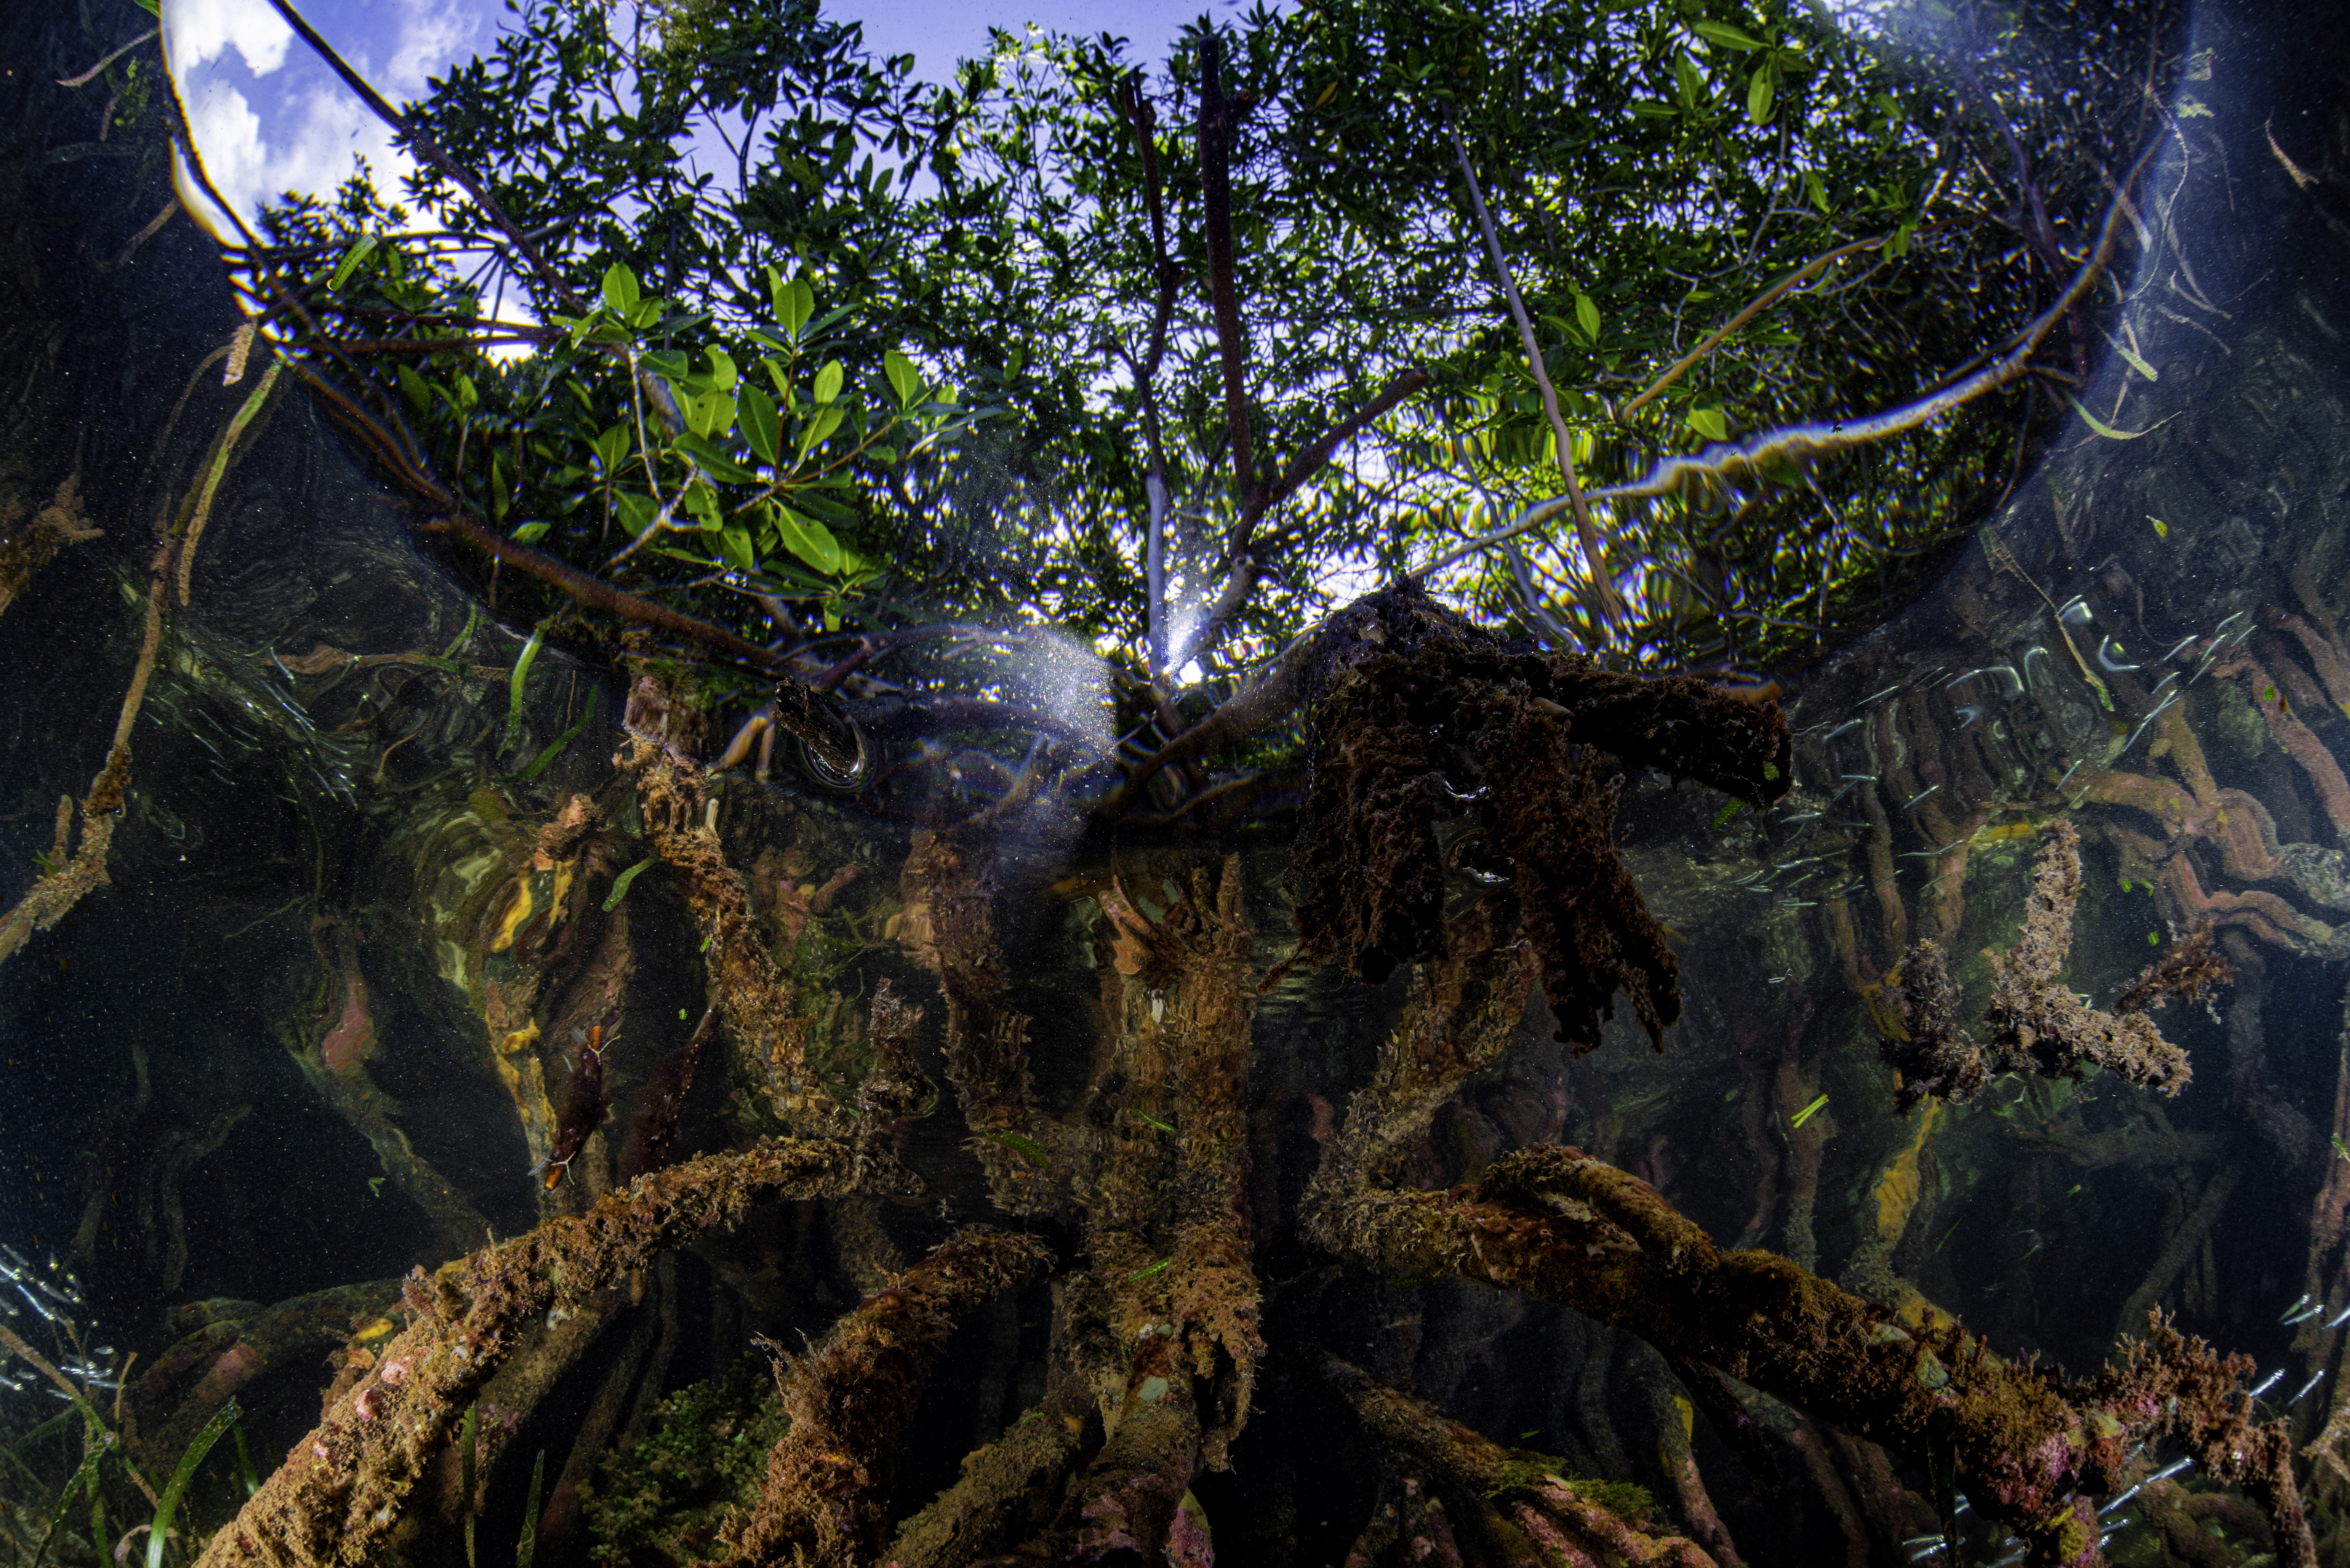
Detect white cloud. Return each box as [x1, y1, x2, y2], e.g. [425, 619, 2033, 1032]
[163, 0, 294, 76]
[179, 78, 269, 234]
[385, 0, 482, 95]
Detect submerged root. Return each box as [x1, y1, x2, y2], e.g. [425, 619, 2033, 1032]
[1285, 582, 1788, 1052]
[1317, 1355, 1715, 1568]
[1882, 821, 2210, 1110]
[195, 1139, 888, 1568]
[717, 1228, 1052, 1568]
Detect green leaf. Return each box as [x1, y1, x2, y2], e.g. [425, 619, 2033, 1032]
[461, 1401, 479, 1568]
[777, 277, 815, 339]
[1711, 800, 1743, 829]
[1128, 1257, 1173, 1281]
[502, 622, 548, 754]
[603, 858, 655, 911]
[884, 347, 920, 408]
[150, 1400, 242, 1568]
[511, 520, 550, 544]
[985, 1129, 1047, 1168]
[601, 262, 640, 315]
[328, 234, 378, 290]
[705, 347, 738, 391]
[1803, 168, 1830, 214]
[508, 687, 601, 784]
[674, 431, 758, 484]
[614, 490, 659, 540]
[688, 389, 737, 440]
[738, 382, 780, 465]
[1747, 66, 1776, 125]
[1692, 20, 1767, 49]
[1573, 292, 1600, 342]
[517, 1451, 547, 1568]
[595, 425, 631, 473]
[718, 525, 759, 574]
[798, 405, 845, 453]
[813, 359, 845, 406]
[773, 504, 843, 575]
[1686, 406, 1729, 442]
[2062, 392, 2168, 440]
[1674, 52, 1702, 106]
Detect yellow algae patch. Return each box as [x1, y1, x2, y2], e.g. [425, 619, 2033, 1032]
[489, 876, 537, 953]
[1673, 1392, 1694, 1442]
[1872, 1098, 1941, 1240]
[500, 1021, 542, 1056]
[354, 1317, 396, 1343]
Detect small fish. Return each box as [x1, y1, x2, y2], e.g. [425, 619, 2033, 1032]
[2285, 1303, 2324, 1324]
[1843, 772, 1879, 782]
[2022, 645, 2055, 686]
[2059, 596, 2096, 626]
[1781, 899, 1819, 908]
[2331, 1303, 2350, 1328]
[1823, 718, 1865, 740]
[2097, 637, 2141, 672]
[2165, 634, 2201, 660]
[2282, 1292, 2314, 1321]
[2291, 1372, 2328, 1405]
[1902, 784, 1941, 810]
[1790, 1092, 1830, 1129]
[2249, 1368, 2286, 1399]
[1134, 1111, 1176, 1135]
[2118, 693, 2181, 755]
[1860, 684, 1903, 705]
[2099, 1483, 2143, 1516]
[1129, 1257, 1173, 1282]
[539, 1026, 611, 1189]
[2149, 1457, 2194, 1483]
[1954, 703, 1988, 729]
[1780, 809, 1822, 821]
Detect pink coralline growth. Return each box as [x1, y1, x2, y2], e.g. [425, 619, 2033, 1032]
[319, 971, 376, 1071]
[192, 1339, 260, 1406]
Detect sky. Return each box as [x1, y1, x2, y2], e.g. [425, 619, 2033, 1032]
[164, 0, 1216, 239]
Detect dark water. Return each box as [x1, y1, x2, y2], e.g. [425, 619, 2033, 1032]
[5, 3, 2350, 1567]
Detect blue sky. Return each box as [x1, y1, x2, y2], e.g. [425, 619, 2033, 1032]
[165, 0, 1216, 237]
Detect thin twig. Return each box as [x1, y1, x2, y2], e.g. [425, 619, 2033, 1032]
[1414, 136, 2163, 583]
[1446, 116, 1619, 627]
[1618, 234, 1896, 417]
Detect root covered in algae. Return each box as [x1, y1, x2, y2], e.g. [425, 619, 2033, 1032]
[1285, 582, 1790, 1051]
[1883, 820, 2219, 1110]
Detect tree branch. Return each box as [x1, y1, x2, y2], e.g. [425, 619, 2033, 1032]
[1446, 116, 1621, 629]
[258, 0, 582, 312]
[1414, 135, 2162, 583]
[1617, 233, 1898, 418]
[1197, 35, 1258, 526]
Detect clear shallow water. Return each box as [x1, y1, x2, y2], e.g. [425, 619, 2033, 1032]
[5, 3, 2350, 1568]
